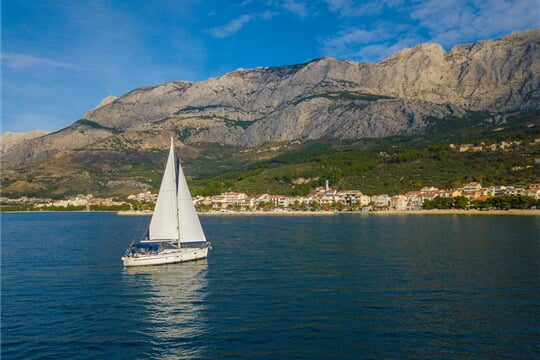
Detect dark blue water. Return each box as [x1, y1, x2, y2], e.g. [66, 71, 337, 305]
[1, 212, 539, 359]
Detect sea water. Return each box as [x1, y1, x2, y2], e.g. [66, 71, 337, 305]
[1, 212, 539, 359]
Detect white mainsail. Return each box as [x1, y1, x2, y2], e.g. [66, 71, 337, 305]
[177, 158, 207, 243]
[147, 140, 179, 242]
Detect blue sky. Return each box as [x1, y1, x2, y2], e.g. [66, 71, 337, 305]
[2, 0, 538, 133]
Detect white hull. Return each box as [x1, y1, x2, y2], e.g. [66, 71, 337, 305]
[122, 246, 209, 267]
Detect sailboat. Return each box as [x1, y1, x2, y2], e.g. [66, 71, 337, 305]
[121, 138, 210, 267]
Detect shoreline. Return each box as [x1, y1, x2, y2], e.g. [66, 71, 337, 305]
[117, 210, 338, 216]
[2, 209, 537, 216]
[365, 209, 539, 216]
[116, 209, 540, 216]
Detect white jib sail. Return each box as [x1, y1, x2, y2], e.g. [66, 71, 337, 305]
[148, 140, 179, 242]
[177, 157, 207, 243]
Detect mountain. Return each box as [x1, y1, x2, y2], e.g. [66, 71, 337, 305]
[0, 130, 51, 155]
[81, 28, 538, 144]
[1, 29, 539, 198]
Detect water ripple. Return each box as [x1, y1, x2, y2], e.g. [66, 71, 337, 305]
[2, 213, 539, 359]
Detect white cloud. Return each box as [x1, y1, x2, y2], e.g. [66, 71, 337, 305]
[208, 14, 254, 38]
[207, 11, 277, 39]
[282, 0, 307, 17]
[320, 23, 419, 62]
[326, 0, 354, 13]
[1, 53, 84, 71]
[321, 0, 538, 62]
[409, 0, 538, 46]
[326, 0, 389, 16]
[260, 10, 277, 20]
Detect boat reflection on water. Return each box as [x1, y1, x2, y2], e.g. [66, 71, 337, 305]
[122, 261, 209, 359]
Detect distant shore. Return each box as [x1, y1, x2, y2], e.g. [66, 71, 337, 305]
[365, 209, 539, 216]
[117, 209, 539, 216]
[117, 210, 337, 216]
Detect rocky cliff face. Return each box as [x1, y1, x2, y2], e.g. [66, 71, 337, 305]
[3, 29, 539, 168]
[0, 130, 51, 155]
[84, 29, 538, 138]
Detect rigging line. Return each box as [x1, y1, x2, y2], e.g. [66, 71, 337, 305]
[132, 214, 150, 243]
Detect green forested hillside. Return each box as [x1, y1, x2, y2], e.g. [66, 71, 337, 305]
[189, 121, 540, 196]
[2, 114, 539, 199]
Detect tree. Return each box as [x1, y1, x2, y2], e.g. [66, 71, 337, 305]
[435, 197, 454, 209]
[200, 180, 224, 196]
[257, 201, 273, 211]
[453, 196, 469, 209]
[472, 199, 490, 210]
[422, 199, 436, 210]
[423, 197, 453, 210]
[490, 196, 511, 210]
[310, 201, 322, 211]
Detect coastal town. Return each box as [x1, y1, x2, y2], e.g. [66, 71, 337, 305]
[2, 180, 539, 213]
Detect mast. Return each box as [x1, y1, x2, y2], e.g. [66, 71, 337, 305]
[176, 155, 181, 248]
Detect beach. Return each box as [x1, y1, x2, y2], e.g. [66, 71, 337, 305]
[368, 209, 539, 216]
[117, 209, 539, 216]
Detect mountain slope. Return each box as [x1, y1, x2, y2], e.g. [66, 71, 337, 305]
[0, 130, 50, 155]
[3, 29, 538, 170]
[81, 28, 538, 138]
[1, 29, 539, 198]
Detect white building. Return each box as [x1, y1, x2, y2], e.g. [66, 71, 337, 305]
[463, 182, 482, 192]
[390, 195, 408, 211]
[371, 194, 390, 208]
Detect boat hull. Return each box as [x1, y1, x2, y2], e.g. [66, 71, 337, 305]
[122, 246, 209, 267]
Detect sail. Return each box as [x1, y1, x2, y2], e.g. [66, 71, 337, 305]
[148, 140, 179, 242]
[177, 157, 207, 243]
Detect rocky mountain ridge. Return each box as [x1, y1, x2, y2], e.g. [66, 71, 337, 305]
[0, 130, 51, 155]
[2, 29, 539, 172]
[85, 29, 538, 143]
